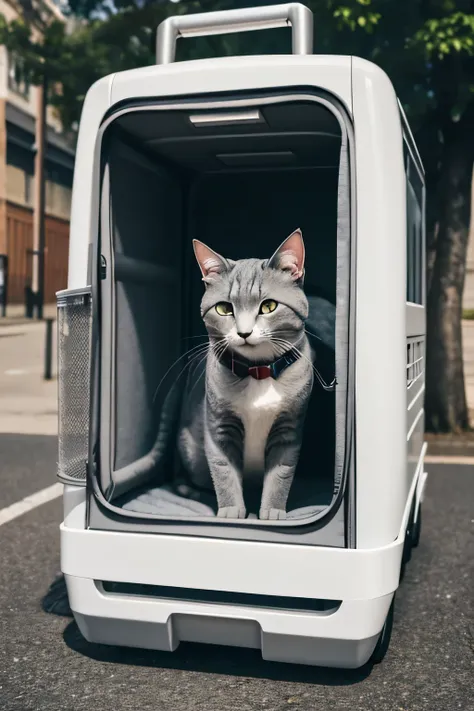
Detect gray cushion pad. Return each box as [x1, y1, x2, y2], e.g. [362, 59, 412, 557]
[120, 484, 328, 520]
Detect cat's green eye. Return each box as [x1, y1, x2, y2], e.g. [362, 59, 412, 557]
[260, 299, 278, 315]
[215, 302, 233, 316]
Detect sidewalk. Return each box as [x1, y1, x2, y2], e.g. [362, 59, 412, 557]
[0, 318, 58, 435]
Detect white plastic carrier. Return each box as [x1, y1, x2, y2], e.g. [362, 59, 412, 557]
[58, 3, 428, 668]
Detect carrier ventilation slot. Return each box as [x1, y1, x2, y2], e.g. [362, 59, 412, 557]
[407, 339, 424, 388]
[189, 109, 265, 127]
[100, 582, 341, 614]
[57, 287, 92, 485]
[217, 151, 296, 167]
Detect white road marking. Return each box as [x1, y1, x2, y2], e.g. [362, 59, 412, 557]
[425, 455, 474, 466]
[0, 483, 63, 527]
[4, 369, 26, 376]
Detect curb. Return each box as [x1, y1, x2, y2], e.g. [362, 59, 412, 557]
[425, 455, 474, 465]
[0, 319, 40, 327]
[0, 317, 56, 328]
[425, 440, 474, 459]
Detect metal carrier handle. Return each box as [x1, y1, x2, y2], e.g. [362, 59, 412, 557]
[156, 3, 314, 65]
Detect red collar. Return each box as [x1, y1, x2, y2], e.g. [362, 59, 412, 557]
[220, 349, 300, 380]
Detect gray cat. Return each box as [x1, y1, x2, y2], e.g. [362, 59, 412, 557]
[178, 229, 314, 520]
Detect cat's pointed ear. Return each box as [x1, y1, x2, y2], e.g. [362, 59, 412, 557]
[268, 229, 305, 282]
[193, 240, 228, 283]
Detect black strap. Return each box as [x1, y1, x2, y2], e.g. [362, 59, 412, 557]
[219, 348, 336, 390]
[220, 349, 300, 380]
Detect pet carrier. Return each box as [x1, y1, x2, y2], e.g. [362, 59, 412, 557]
[59, 3, 427, 668]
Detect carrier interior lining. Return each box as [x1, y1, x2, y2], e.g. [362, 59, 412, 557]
[100, 97, 349, 525]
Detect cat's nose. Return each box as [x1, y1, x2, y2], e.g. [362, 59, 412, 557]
[237, 331, 252, 340]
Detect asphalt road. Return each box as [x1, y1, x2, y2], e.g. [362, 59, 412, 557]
[0, 434, 473, 711]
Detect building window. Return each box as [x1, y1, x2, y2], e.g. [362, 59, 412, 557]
[8, 53, 30, 99]
[405, 148, 424, 304]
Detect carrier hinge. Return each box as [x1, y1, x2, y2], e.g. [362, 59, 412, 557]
[100, 255, 107, 280]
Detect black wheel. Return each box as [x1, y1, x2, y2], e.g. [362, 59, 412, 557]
[399, 504, 415, 581]
[370, 598, 395, 664]
[411, 504, 422, 548]
[405, 509, 414, 564]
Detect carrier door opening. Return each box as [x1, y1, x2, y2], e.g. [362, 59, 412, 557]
[97, 95, 350, 532]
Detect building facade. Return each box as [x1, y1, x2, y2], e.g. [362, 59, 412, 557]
[0, 0, 74, 305]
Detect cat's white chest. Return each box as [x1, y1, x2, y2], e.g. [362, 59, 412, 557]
[234, 378, 284, 475]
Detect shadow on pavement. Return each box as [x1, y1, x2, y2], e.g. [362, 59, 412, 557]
[42, 574, 73, 617]
[42, 574, 373, 686]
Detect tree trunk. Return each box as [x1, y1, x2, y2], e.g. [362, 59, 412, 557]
[425, 125, 474, 433]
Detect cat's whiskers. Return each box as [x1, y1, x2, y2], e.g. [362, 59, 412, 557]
[261, 331, 300, 359]
[213, 339, 229, 365]
[152, 341, 214, 404]
[271, 340, 289, 357]
[304, 328, 322, 342]
[270, 336, 316, 381]
[187, 351, 213, 398]
[176, 337, 228, 401]
[189, 338, 228, 397]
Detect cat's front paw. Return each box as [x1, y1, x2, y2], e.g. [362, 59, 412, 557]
[218, 506, 247, 519]
[259, 508, 287, 520]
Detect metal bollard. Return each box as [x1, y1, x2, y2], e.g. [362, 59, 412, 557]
[44, 318, 54, 380]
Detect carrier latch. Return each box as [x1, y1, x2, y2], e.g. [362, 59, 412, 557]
[100, 255, 107, 280]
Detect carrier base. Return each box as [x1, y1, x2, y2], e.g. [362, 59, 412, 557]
[66, 574, 392, 669]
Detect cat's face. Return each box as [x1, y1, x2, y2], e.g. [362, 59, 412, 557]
[194, 230, 309, 362]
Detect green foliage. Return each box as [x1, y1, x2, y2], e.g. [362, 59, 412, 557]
[410, 12, 474, 58]
[332, 2, 381, 33]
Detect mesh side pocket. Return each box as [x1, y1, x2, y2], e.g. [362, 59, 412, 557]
[57, 287, 92, 485]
